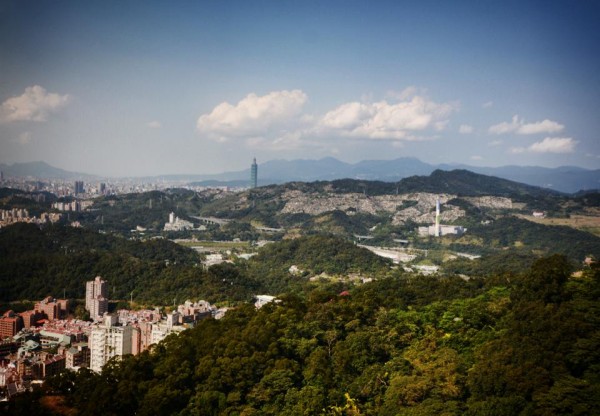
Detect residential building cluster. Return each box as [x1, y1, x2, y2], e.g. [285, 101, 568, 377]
[0, 276, 225, 399]
[51, 199, 94, 212]
[0, 297, 69, 340]
[0, 208, 62, 228]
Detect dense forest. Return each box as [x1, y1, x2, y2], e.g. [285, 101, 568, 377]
[2, 176, 600, 414]
[0, 224, 391, 305]
[5, 255, 599, 415]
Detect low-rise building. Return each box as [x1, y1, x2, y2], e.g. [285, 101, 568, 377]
[34, 297, 68, 321]
[64, 343, 90, 369]
[418, 224, 466, 237]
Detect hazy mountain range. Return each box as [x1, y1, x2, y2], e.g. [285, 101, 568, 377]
[1, 158, 599, 194]
[190, 157, 600, 194]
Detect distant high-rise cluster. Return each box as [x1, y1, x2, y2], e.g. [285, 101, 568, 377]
[85, 276, 108, 321]
[251, 158, 258, 188]
[74, 180, 84, 195]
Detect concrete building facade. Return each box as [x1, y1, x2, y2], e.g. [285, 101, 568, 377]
[86, 276, 108, 321]
[89, 315, 133, 372]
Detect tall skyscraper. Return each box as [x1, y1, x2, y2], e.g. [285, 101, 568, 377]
[86, 276, 108, 321]
[74, 180, 84, 195]
[250, 158, 258, 188]
[434, 199, 441, 237]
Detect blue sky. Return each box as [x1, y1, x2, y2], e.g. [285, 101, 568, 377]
[0, 0, 599, 176]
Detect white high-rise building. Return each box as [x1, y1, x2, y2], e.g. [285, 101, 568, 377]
[86, 276, 108, 321]
[89, 315, 133, 372]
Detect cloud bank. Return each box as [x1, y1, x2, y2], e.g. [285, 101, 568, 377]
[0, 85, 70, 123]
[196, 90, 308, 141]
[489, 115, 564, 135]
[196, 89, 456, 147]
[459, 124, 473, 134]
[511, 137, 577, 154]
[318, 95, 455, 140]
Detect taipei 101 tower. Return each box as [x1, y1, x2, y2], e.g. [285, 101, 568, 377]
[434, 199, 441, 237]
[250, 158, 258, 188]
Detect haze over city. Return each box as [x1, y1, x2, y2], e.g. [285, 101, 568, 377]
[1, 0, 599, 177]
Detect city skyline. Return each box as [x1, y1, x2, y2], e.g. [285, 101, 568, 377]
[1, 1, 599, 177]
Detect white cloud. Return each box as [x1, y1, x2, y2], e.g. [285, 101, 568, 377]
[459, 124, 473, 134]
[489, 115, 564, 135]
[147, 120, 161, 129]
[387, 86, 424, 101]
[529, 137, 576, 153]
[318, 95, 456, 141]
[434, 120, 448, 131]
[509, 137, 576, 154]
[470, 155, 483, 161]
[0, 85, 70, 123]
[488, 139, 503, 147]
[510, 146, 526, 154]
[196, 90, 307, 141]
[489, 115, 520, 134]
[482, 101, 494, 108]
[195, 90, 457, 150]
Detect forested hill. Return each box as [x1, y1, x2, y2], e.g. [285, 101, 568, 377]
[0, 223, 203, 303]
[0, 225, 393, 304]
[0, 222, 198, 264]
[245, 169, 560, 198]
[12, 256, 600, 415]
[395, 169, 561, 197]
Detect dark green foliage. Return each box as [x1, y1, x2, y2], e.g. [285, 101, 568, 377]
[467, 217, 600, 261]
[0, 223, 260, 304]
[0, 225, 396, 305]
[246, 234, 391, 294]
[4, 219, 600, 414]
[573, 191, 600, 207]
[396, 169, 561, 199]
[29, 256, 600, 415]
[466, 258, 600, 415]
[443, 250, 539, 277]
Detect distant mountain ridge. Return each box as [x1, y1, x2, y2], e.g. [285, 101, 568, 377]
[191, 157, 600, 194]
[0, 161, 95, 180]
[322, 169, 559, 198]
[2, 158, 598, 193]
